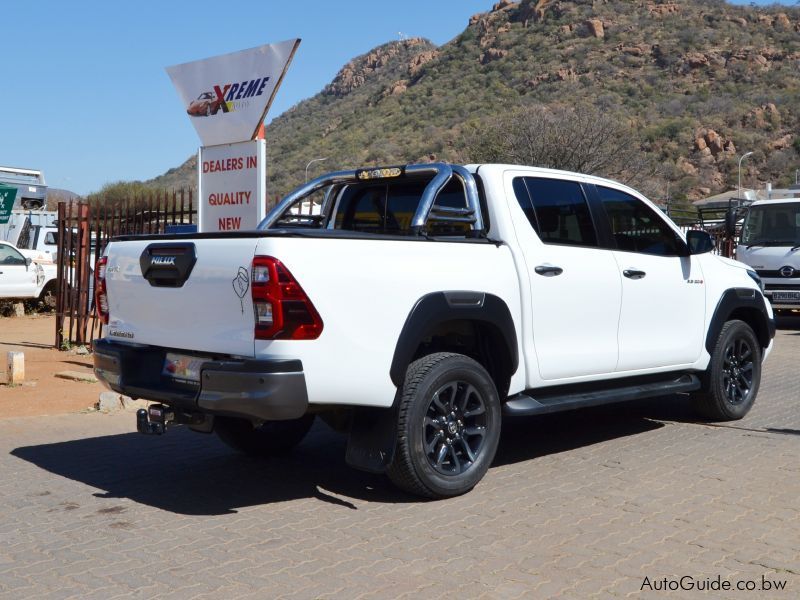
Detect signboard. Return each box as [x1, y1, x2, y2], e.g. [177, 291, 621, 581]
[0, 184, 17, 225]
[198, 139, 266, 232]
[166, 39, 300, 146]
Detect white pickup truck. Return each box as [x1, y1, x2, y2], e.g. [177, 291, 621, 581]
[0, 240, 58, 308]
[93, 163, 775, 498]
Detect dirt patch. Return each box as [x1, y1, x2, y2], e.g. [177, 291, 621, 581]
[0, 315, 104, 419]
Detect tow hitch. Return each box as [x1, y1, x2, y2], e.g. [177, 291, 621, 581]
[136, 404, 212, 435]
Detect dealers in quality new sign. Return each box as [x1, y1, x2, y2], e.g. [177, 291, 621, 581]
[198, 140, 267, 232]
[166, 39, 300, 147]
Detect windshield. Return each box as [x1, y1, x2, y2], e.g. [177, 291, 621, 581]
[741, 203, 800, 246]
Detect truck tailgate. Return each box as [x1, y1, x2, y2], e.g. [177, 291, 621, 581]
[104, 237, 259, 357]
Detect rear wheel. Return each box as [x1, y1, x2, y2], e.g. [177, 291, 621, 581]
[691, 320, 761, 421]
[38, 281, 57, 310]
[388, 352, 501, 499]
[215, 414, 315, 457]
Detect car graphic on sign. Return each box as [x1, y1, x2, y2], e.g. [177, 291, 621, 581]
[186, 91, 222, 117]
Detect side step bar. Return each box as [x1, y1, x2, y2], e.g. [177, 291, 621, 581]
[503, 373, 701, 417]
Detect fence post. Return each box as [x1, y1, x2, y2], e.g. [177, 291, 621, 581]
[55, 202, 66, 349]
[74, 203, 91, 345]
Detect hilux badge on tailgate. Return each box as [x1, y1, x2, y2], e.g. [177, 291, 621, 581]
[151, 256, 176, 267]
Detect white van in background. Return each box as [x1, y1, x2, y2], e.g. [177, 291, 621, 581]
[735, 193, 800, 312]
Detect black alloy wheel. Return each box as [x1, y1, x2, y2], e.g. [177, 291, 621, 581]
[691, 320, 761, 421]
[388, 352, 501, 499]
[423, 381, 488, 476]
[721, 335, 755, 406]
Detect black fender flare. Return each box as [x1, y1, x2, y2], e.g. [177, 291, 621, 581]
[705, 287, 775, 354]
[389, 291, 518, 387]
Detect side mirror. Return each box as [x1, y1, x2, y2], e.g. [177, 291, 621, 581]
[687, 230, 715, 255]
[724, 208, 738, 237]
[25, 257, 32, 268]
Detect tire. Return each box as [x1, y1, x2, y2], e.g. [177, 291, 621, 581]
[387, 352, 501, 499]
[38, 282, 57, 311]
[691, 320, 762, 421]
[215, 414, 315, 457]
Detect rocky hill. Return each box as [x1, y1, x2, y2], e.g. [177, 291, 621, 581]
[148, 0, 800, 203]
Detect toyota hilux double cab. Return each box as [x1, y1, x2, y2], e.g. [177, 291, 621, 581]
[93, 163, 774, 498]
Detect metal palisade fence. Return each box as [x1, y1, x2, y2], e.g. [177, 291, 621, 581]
[55, 190, 195, 349]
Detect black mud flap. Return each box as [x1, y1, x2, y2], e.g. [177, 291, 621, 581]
[345, 406, 397, 474]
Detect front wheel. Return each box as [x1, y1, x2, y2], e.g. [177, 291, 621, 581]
[387, 352, 501, 499]
[38, 281, 57, 310]
[215, 414, 315, 457]
[691, 320, 762, 421]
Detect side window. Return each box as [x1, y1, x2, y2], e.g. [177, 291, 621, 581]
[0, 245, 26, 265]
[514, 177, 597, 247]
[512, 177, 539, 235]
[597, 186, 683, 256]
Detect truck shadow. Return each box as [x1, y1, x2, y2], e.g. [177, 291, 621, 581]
[10, 397, 689, 515]
[775, 313, 800, 331]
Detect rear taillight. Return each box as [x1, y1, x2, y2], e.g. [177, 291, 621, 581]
[95, 256, 109, 324]
[251, 256, 323, 340]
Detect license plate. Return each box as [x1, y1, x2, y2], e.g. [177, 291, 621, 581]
[162, 353, 204, 383]
[772, 291, 800, 302]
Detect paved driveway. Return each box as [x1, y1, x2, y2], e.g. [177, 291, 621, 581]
[1, 319, 799, 599]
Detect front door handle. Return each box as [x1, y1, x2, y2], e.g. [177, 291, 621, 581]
[623, 269, 646, 280]
[535, 265, 563, 277]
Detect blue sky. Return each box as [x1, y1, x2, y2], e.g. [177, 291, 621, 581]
[0, 0, 790, 194]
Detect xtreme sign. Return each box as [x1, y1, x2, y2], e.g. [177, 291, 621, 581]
[213, 77, 271, 113]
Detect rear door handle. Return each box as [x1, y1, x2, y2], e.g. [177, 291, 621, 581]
[534, 265, 563, 277]
[623, 269, 646, 280]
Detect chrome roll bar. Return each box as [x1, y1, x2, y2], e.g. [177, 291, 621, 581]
[258, 162, 484, 234]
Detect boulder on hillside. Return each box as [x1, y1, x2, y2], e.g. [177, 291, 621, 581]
[621, 45, 645, 57]
[706, 130, 724, 154]
[694, 129, 735, 158]
[771, 134, 793, 150]
[480, 48, 508, 64]
[555, 68, 578, 82]
[695, 136, 708, 152]
[774, 13, 792, 30]
[684, 52, 709, 69]
[585, 19, 605, 39]
[517, 0, 555, 27]
[408, 50, 439, 76]
[647, 2, 680, 16]
[385, 80, 409, 97]
[492, 0, 517, 11]
[676, 157, 698, 176]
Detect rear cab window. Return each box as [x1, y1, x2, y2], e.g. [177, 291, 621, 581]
[275, 174, 480, 237]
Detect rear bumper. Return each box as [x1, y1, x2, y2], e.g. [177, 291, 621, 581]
[93, 339, 308, 421]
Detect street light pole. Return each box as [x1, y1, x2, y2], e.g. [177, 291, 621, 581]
[305, 157, 328, 182]
[738, 151, 753, 205]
